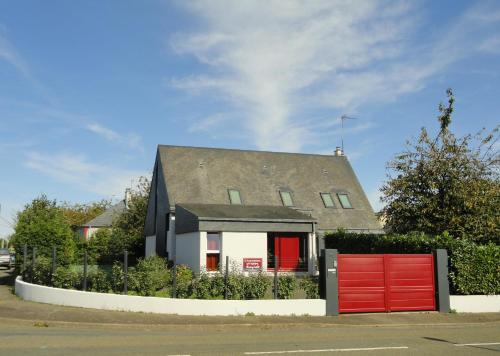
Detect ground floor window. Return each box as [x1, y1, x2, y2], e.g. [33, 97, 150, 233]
[206, 232, 220, 271]
[267, 233, 308, 271]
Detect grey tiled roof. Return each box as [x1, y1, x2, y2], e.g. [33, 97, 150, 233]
[157, 145, 382, 232]
[177, 203, 315, 222]
[81, 201, 126, 227]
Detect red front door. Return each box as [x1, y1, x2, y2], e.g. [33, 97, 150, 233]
[275, 236, 300, 271]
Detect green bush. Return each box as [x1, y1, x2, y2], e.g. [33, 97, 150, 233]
[88, 268, 111, 293]
[243, 272, 271, 299]
[129, 256, 170, 296]
[52, 266, 81, 289]
[30, 256, 53, 286]
[324, 231, 500, 295]
[192, 271, 225, 299]
[277, 274, 297, 299]
[173, 264, 194, 298]
[111, 262, 124, 293]
[299, 276, 319, 299]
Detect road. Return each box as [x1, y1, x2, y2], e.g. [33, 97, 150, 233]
[1, 268, 499, 355]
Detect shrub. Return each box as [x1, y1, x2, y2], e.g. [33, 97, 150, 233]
[129, 256, 170, 296]
[88, 268, 111, 293]
[299, 276, 319, 299]
[227, 272, 246, 300]
[111, 262, 124, 293]
[52, 266, 80, 289]
[192, 271, 225, 299]
[243, 272, 271, 299]
[173, 264, 194, 298]
[30, 256, 52, 286]
[277, 274, 297, 299]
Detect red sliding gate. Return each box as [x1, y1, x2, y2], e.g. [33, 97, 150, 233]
[337, 254, 436, 313]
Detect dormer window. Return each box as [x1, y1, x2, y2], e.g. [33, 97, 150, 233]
[228, 189, 242, 205]
[320, 193, 335, 208]
[279, 191, 294, 207]
[337, 193, 353, 209]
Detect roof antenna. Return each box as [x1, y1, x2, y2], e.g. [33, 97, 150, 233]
[340, 115, 358, 153]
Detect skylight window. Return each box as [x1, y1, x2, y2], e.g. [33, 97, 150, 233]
[228, 189, 242, 205]
[279, 191, 294, 207]
[320, 193, 335, 208]
[337, 193, 353, 209]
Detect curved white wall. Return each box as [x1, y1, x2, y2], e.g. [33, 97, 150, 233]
[15, 277, 326, 316]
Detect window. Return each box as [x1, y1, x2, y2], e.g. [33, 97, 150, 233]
[206, 233, 220, 271]
[320, 193, 335, 208]
[228, 189, 242, 205]
[337, 193, 353, 209]
[279, 191, 294, 207]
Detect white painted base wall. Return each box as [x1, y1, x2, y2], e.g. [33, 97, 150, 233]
[450, 295, 500, 313]
[15, 277, 325, 316]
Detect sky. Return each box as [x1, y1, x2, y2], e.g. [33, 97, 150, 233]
[1, 0, 499, 238]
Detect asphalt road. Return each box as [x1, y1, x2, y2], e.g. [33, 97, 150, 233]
[1, 268, 499, 355]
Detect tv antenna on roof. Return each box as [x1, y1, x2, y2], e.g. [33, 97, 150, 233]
[340, 115, 357, 153]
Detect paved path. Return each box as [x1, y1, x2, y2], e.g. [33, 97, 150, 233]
[1, 268, 499, 355]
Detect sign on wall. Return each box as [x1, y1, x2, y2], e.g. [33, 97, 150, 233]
[243, 258, 263, 271]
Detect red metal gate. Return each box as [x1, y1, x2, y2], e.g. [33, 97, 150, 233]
[338, 254, 436, 313]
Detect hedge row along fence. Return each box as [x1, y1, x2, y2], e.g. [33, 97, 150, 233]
[21, 254, 320, 300]
[324, 231, 500, 295]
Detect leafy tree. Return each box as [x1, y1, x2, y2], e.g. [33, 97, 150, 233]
[381, 89, 499, 244]
[59, 199, 112, 229]
[108, 177, 150, 261]
[11, 195, 76, 265]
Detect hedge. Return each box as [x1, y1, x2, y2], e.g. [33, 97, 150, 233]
[324, 231, 500, 295]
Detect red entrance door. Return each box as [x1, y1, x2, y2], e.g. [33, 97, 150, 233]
[337, 254, 436, 313]
[275, 236, 300, 270]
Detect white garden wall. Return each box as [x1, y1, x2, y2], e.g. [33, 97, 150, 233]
[15, 277, 326, 316]
[450, 295, 500, 313]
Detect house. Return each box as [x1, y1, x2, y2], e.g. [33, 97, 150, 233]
[76, 190, 130, 240]
[144, 145, 382, 274]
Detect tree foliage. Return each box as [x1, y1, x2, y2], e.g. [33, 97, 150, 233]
[11, 195, 76, 265]
[381, 89, 499, 244]
[108, 177, 150, 261]
[60, 200, 112, 229]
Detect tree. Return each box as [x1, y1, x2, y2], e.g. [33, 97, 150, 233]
[108, 177, 150, 261]
[381, 89, 499, 244]
[10, 195, 76, 265]
[59, 199, 112, 229]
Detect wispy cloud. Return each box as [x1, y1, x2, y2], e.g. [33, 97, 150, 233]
[86, 122, 143, 151]
[25, 151, 148, 197]
[170, 1, 500, 152]
[0, 31, 30, 75]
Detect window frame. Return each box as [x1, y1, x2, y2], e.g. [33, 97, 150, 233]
[227, 189, 242, 205]
[279, 190, 295, 207]
[337, 193, 353, 209]
[320, 192, 336, 208]
[206, 232, 221, 272]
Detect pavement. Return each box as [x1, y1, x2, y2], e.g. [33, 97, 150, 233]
[1, 268, 499, 355]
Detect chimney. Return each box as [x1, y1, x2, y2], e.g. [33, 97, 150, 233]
[334, 147, 344, 156]
[124, 188, 131, 209]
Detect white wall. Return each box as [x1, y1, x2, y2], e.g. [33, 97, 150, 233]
[15, 277, 325, 316]
[450, 295, 500, 313]
[145, 235, 156, 257]
[175, 231, 201, 273]
[221, 232, 267, 273]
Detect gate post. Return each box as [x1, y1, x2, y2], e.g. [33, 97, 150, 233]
[434, 249, 450, 313]
[320, 249, 339, 316]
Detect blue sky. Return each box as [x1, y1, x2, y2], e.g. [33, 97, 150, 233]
[1, 1, 499, 238]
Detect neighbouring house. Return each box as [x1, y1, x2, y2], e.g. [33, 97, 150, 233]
[144, 145, 382, 274]
[76, 190, 130, 240]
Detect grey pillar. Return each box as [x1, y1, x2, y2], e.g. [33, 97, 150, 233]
[123, 250, 128, 295]
[320, 249, 339, 316]
[434, 249, 450, 313]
